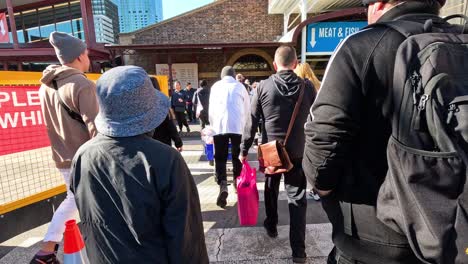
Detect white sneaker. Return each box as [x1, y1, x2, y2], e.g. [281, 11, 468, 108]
[309, 190, 320, 201]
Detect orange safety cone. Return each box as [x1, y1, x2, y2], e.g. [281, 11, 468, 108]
[63, 220, 90, 264]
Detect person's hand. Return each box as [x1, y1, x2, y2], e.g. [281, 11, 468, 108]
[316, 189, 332, 197]
[178, 98, 183, 102]
[239, 154, 247, 162]
[177, 147, 183, 152]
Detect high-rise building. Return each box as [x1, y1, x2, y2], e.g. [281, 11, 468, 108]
[116, 0, 163, 33]
[92, 0, 119, 43]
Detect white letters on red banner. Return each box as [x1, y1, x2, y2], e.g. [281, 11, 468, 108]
[0, 86, 50, 156]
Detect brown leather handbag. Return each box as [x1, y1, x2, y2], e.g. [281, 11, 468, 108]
[258, 82, 304, 175]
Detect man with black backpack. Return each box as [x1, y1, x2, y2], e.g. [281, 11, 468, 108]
[241, 46, 317, 263]
[302, 0, 468, 264]
[30, 31, 99, 264]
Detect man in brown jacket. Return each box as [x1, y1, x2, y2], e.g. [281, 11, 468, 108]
[30, 31, 98, 264]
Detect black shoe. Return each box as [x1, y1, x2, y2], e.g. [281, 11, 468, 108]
[187, 127, 191, 133]
[216, 181, 228, 208]
[292, 256, 307, 263]
[263, 222, 278, 238]
[30, 244, 60, 264]
[209, 160, 214, 166]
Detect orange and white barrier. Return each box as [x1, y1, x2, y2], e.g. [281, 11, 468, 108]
[63, 220, 90, 264]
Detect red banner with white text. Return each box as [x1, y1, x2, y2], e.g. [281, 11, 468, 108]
[0, 86, 50, 155]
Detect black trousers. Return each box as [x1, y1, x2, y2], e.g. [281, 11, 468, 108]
[264, 158, 307, 258]
[186, 104, 195, 122]
[213, 134, 242, 184]
[174, 111, 189, 131]
[200, 116, 209, 129]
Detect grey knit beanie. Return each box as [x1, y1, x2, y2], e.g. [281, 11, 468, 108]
[95, 66, 170, 137]
[220, 66, 236, 78]
[362, 0, 446, 6]
[49, 31, 87, 64]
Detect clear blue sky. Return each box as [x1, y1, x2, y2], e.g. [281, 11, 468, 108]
[163, 0, 213, 20]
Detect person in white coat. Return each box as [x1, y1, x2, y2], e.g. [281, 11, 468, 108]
[209, 66, 250, 208]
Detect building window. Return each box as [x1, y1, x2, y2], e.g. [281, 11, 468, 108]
[233, 55, 271, 71]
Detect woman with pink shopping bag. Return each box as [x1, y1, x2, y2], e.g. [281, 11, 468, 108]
[237, 160, 259, 226]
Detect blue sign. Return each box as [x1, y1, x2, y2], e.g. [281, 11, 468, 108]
[306, 21, 368, 55]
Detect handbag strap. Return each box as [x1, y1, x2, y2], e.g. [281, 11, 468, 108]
[51, 79, 85, 125]
[284, 81, 305, 146]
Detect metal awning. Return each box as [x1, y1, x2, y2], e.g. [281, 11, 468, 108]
[278, 26, 297, 43]
[269, 0, 365, 63]
[1, 0, 46, 9]
[269, 0, 362, 15]
[0, 0, 68, 11]
[278, 7, 365, 43]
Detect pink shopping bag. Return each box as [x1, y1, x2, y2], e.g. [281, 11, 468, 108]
[237, 160, 259, 226]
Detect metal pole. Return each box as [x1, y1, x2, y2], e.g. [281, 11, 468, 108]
[301, 0, 307, 63]
[168, 53, 173, 91]
[80, 0, 97, 48]
[6, 0, 19, 49]
[284, 13, 290, 35]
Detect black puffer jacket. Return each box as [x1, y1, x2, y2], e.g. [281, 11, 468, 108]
[153, 116, 182, 148]
[71, 134, 208, 264]
[193, 86, 210, 120]
[241, 70, 316, 159]
[185, 88, 196, 104]
[302, 2, 455, 263]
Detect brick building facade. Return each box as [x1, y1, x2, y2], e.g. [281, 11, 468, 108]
[112, 0, 286, 86]
[120, 0, 284, 45]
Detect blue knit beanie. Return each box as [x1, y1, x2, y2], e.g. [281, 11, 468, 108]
[95, 66, 170, 137]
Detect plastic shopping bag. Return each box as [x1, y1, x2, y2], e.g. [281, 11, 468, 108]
[201, 126, 216, 144]
[205, 143, 214, 161]
[237, 160, 259, 226]
[196, 95, 203, 118]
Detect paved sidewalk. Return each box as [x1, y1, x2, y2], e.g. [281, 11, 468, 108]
[0, 123, 333, 263]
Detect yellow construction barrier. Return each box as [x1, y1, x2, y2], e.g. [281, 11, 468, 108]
[0, 71, 169, 215]
[0, 71, 169, 96]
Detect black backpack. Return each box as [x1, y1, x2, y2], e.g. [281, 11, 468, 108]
[372, 15, 468, 264]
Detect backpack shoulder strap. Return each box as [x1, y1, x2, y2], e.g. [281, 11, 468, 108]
[51, 79, 85, 125]
[365, 13, 461, 37]
[284, 81, 304, 146]
[365, 20, 426, 38]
